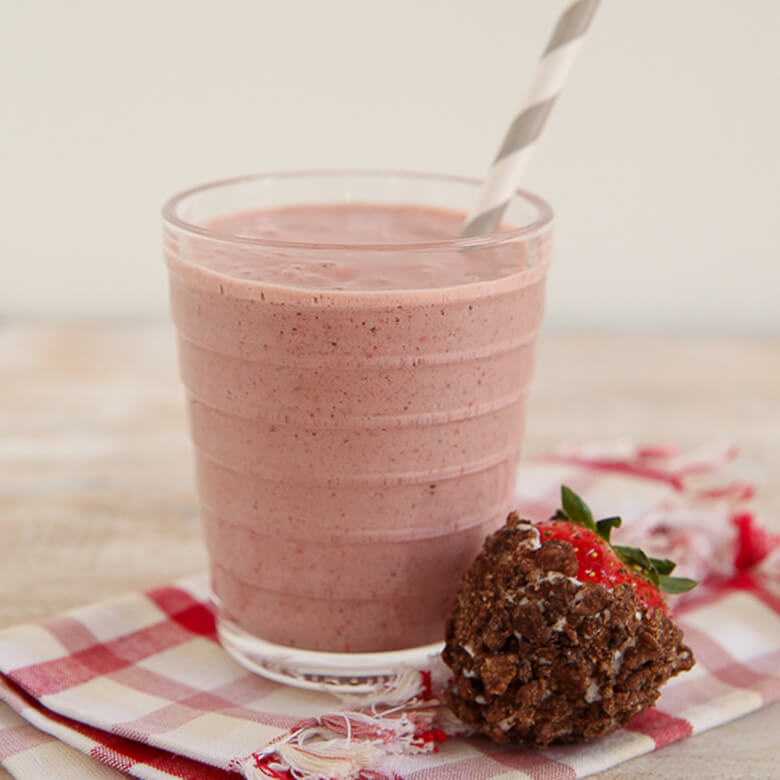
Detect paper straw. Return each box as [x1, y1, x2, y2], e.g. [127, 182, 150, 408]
[460, 0, 600, 237]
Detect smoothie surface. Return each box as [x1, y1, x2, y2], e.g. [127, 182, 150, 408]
[200, 204, 529, 291]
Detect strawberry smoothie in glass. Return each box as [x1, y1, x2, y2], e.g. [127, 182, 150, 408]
[162, 171, 552, 690]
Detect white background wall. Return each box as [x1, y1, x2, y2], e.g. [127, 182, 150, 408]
[2, 0, 779, 333]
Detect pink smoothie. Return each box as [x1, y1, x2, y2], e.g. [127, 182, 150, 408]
[165, 203, 550, 652]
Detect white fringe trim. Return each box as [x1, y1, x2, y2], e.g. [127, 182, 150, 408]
[335, 666, 426, 709]
[236, 666, 465, 780]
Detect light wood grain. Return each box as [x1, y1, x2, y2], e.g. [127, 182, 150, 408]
[1, 321, 778, 779]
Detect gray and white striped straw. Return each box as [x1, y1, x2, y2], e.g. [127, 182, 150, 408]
[460, 0, 600, 237]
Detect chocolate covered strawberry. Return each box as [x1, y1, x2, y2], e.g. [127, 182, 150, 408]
[443, 487, 696, 748]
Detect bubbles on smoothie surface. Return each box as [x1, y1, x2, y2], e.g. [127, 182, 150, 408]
[199, 204, 528, 291]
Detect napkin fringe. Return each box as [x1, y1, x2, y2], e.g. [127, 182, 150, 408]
[237, 670, 451, 780]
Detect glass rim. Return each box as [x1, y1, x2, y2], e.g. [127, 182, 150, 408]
[161, 169, 553, 252]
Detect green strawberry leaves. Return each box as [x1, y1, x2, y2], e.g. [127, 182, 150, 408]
[555, 485, 698, 595]
[614, 545, 654, 572]
[596, 516, 622, 543]
[556, 486, 623, 544]
[657, 574, 699, 593]
[649, 557, 676, 575]
[559, 484, 597, 531]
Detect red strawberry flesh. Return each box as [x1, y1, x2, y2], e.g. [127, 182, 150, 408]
[537, 520, 668, 614]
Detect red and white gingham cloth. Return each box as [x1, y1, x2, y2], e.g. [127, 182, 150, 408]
[1, 444, 779, 780]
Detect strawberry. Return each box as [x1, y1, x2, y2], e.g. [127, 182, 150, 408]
[537, 486, 697, 614]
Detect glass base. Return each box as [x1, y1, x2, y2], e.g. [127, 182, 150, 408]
[216, 613, 444, 695]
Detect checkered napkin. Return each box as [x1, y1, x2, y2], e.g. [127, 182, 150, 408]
[2, 444, 779, 780]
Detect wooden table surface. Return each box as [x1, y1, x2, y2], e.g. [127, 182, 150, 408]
[1, 321, 778, 779]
